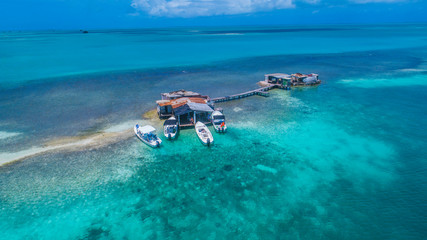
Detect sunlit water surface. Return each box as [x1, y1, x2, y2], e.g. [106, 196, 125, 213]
[0, 25, 426, 239]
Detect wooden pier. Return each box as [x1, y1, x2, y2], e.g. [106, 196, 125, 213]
[211, 83, 288, 103]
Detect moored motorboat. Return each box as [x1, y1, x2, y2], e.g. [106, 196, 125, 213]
[195, 121, 214, 146]
[134, 124, 162, 148]
[163, 116, 178, 140]
[211, 110, 227, 133]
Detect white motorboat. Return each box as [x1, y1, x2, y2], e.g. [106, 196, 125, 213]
[163, 116, 178, 140]
[211, 110, 227, 133]
[195, 121, 214, 146]
[134, 124, 162, 148]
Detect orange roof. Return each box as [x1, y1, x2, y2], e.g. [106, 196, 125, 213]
[170, 97, 208, 109]
[156, 100, 171, 107]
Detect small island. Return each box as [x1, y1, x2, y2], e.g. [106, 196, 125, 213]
[155, 73, 320, 129]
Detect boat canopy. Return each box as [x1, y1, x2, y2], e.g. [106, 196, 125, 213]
[213, 115, 225, 120]
[212, 111, 225, 119]
[139, 125, 156, 134]
[164, 119, 177, 125]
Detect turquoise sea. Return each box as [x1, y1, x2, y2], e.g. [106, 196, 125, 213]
[0, 25, 426, 239]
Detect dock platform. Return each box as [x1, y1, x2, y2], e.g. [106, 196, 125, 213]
[211, 83, 288, 103]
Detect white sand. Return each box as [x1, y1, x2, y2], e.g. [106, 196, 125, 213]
[0, 123, 137, 167]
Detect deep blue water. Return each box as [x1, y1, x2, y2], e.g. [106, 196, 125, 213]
[0, 25, 426, 239]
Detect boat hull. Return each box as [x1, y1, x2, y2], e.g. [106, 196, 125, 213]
[195, 122, 214, 146]
[213, 124, 227, 133]
[163, 117, 179, 140]
[134, 126, 161, 148]
[211, 110, 227, 133]
[164, 131, 177, 140]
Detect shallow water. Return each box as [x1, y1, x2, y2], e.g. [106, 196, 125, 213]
[0, 25, 427, 239]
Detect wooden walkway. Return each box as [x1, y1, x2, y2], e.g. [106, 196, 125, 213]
[211, 83, 289, 103]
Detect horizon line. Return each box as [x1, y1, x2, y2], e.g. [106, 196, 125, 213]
[2, 21, 427, 32]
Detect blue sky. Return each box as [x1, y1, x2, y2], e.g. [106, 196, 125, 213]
[0, 0, 426, 30]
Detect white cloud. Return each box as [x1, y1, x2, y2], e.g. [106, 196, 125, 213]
[131, 0, 297, 17]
